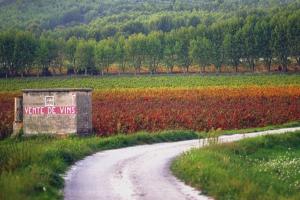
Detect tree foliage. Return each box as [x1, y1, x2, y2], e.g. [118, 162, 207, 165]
[0, 1, 299, 77]
[75, 40, 95, 75]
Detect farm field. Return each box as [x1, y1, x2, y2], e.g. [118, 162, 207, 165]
[93, 86, 300, 135]
[0, 74, 300, 91]
[0, 74, 300, 138]
[172, 131, 300, 200]
[0, 74, 299, 199]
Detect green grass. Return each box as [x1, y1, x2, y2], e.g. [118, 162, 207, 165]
[0, 130, 200, 200]
[172, 131, 300, 200]
[0, 74, 299, 92]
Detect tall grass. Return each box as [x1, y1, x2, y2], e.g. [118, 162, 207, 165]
[172, 131, 300, 200]
[0, 131, 198, 200]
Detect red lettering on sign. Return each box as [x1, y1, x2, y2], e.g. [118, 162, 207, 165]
[24, 106, 77, 115]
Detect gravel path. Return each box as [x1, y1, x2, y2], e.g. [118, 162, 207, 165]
[64, 127, 300, 200]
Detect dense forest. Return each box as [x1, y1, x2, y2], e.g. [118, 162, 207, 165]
[0, 0, 299, 76]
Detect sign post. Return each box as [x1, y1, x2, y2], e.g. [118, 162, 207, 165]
[13, 97, 23, 136]
[20, 88, 92, 136]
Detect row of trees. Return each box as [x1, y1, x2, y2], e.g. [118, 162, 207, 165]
[0, 11, 299, 77]
[0, 31, 63, 77]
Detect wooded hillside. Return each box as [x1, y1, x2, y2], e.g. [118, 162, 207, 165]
[0, 0, 299, 77]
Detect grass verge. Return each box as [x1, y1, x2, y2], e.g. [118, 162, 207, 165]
[0, 130, 198, 200]
[0, 121, 299, 200]
[171, 131, 300, 200]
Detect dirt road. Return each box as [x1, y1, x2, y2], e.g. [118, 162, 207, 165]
[64, 127, 300, 200]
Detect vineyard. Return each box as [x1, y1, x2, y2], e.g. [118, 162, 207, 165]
[0, 75, 300, 139]
[0, 74, 300, 91]
[93, 87, 300, 135]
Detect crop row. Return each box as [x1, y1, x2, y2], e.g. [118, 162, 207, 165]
[93, 87, 300, 135]
[0, 93, 16, 139]
[0, 86, 299, 138]
[0, 74, 300, 92]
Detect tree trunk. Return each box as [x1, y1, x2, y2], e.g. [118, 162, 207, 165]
[121, 60, 125, 73]
[25, 67, 30, 75]
[122, 66, 125, 73]
[84, 68, 87, 76]
[283, 64, 288, 73]
[59, 66, 63, 74]
[296, 57, 300, 65]
[235, 65, 238, 73]
[3, 65, 7, 78]
[251, 60, 255, 72]
[282, 56, 288, 72]
[202, 65, 205, 74]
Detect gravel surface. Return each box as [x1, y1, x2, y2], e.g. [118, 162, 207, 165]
[64, 127, 300, 200]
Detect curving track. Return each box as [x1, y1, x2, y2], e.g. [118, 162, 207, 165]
[64, 127, 300, 200]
